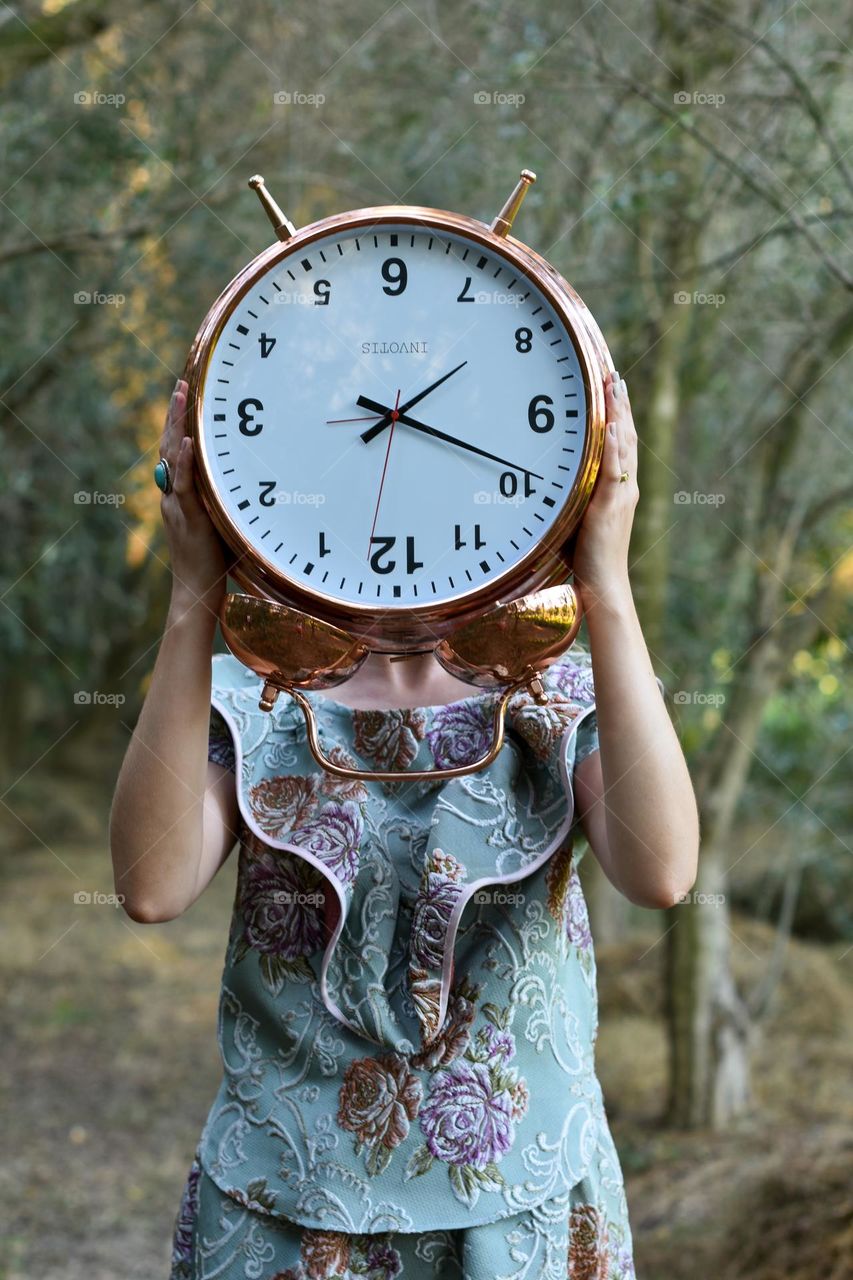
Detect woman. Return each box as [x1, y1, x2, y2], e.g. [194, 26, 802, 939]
[110, 370, 699, 1279]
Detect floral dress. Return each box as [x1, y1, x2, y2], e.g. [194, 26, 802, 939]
[169, 643, 637, 1280]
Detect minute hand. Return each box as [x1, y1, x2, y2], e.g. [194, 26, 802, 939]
[356, 395, 544, 478]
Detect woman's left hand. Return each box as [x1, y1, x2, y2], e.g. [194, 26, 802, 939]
[571, 370, 639, 610]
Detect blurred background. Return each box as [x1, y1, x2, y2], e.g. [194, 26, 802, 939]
[0, 1, 851, 1277]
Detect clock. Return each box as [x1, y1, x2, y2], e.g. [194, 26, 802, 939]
[182, 171, 614, 780]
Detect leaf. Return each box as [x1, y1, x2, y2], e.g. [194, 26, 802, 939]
[258, 953, 286, 995]
[365, 1142, 392, 1176]
[449, 1162, 480, 1208]
[481, 1001, 503, 1028]
[231, 935, 251, 965]
[475, 1162, 505, 1190]
[404, 1144, 435, 1180]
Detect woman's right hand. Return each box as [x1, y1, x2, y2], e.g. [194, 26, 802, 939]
[158, 377, 228, 618]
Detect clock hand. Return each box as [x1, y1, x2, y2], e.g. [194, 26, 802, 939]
[366, 388, 401, 559]
[356, 394, 545, 480]
[359, 360, 468, 443]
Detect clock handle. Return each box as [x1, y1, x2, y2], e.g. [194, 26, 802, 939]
[260, 671, 548, 782]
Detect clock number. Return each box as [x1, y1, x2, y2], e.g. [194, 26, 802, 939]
[381, 257, 408, 296]
[406, 536, 423, 574]
[455, 523, 486, 549]
[369, 536, 395, 574]
[500, 470, 536, 498]
[368, 535, 422, 574]
[319, 532, 331, 558]
[456, 276, 475, 302]
[313, 279, 331, 306]
[259, 334, 276, 358]
[527, 394, 555, 433]
[258, 481, 276, 507]
[238, 398, 264, 436]
[515, 327, 533, 353]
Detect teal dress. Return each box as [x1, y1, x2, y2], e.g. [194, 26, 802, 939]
[169, 643, 636, 1279]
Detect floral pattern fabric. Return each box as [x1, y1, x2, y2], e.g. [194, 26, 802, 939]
[175, 644, 639, 1272]
[171, 1087, 635, 1279]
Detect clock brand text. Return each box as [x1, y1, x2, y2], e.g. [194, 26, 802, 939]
[360, 340, 429, 355]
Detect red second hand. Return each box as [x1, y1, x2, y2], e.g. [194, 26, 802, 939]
[366, 388, 400, 561]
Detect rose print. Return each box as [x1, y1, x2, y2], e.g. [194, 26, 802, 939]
[353, 707, 427, 771]
[240, 846, 325, 960]
[427, 700, 494, 769]
[419, 1059, 515, 1169]
[249, 774, 321, 838]
[337, 1052, 423, 1175]
[411, 871, 464, 969]
[289, 799, 363, 884]
[568, 1204, 610, 1280]
[300, 1229, 350, 1279]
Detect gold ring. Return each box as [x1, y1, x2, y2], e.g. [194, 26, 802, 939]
[619, 471, 629, 483]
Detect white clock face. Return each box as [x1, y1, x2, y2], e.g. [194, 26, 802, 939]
[199, 222, 589, 609]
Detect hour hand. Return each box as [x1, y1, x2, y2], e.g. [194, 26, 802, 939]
[356, 395, 544, 479]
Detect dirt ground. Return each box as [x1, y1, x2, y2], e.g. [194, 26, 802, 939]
[2, 833, 851, 1280]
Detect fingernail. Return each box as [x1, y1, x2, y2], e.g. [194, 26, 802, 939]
[608, 421, 616, 436]
[611, 380, 620, 398]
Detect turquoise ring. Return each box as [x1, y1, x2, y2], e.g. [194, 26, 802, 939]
[154, 457, 172, 494]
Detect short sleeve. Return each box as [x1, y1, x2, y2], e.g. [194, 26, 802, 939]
[208, 706, 236, 772]
[573, 710, 599, 768]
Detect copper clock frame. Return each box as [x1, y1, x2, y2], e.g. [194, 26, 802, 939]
[183, 203, 613, 655]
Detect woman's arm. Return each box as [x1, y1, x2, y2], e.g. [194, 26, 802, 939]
[570, 372, 699, 909]
[109, 379, 239, 923]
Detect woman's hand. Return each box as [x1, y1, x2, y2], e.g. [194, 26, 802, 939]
[158, 377, 227, 619]
[571, 370, 639, 613]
